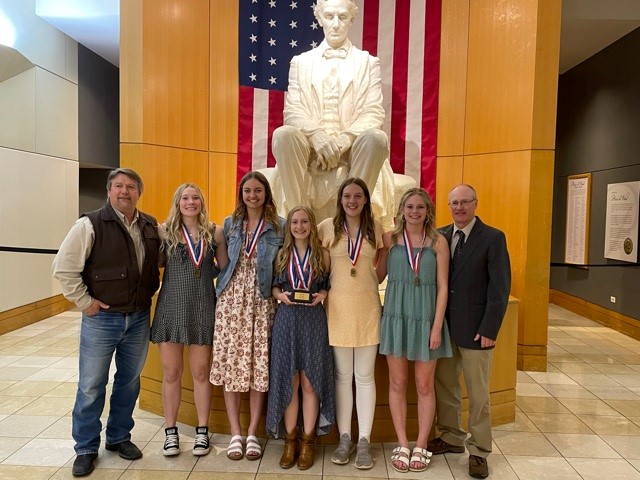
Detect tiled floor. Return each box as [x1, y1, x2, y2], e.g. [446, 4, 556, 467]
[1, 304, 640, 479]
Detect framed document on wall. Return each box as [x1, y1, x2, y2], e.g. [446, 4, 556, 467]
[604, 181, 640, 263]
[564, 173, 592, 265]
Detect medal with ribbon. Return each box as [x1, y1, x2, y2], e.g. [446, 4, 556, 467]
[244, 217, 265, 258]
[181, 224, 205, 278]
[288, 246, 313, 303]
[344, 223, 363, 277]
[403, 227, 426, 286]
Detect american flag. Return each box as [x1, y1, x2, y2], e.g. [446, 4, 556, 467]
[238, 0, 441, 196]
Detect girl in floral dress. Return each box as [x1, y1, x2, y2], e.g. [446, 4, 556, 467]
[209, 171, 284, 461]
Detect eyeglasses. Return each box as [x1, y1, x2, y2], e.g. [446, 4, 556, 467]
[449, 199, 475, 208]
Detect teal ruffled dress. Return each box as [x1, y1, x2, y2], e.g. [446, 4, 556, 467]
[379, 244, 452, 361]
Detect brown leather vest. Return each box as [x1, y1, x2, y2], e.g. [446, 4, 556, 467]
[81, 203, 160, 312]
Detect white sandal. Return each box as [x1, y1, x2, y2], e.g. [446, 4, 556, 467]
[391, 446, 411, 473]
[409, 446, 432, 472]
[226, 435, 244, 460]
[245, 435, 262, 461]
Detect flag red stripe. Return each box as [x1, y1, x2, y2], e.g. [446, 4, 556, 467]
[361, 0, 380, 56]
[238, 86, 255, 185]
[267, 91, 284, 168]
[420, 0, 441, 195]
[389, 0, 411, 174]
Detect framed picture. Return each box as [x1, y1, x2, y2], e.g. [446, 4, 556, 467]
[564, 173, 592, 266]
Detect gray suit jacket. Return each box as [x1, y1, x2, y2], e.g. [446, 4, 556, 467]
[440, 217, 511, 350]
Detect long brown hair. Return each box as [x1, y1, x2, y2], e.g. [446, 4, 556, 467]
[231, 171, 280, 234]
[275, 206, 326, 277]
[332, 178, 376, 249]
[162, 183, 214, 256]
[390, 187, 437, 246]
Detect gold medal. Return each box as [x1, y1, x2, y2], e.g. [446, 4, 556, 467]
[351, 267, 356, 277]
[414, 276, 420, 286]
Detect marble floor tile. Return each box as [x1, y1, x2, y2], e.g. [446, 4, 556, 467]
[566, 458, 640, 480]
[42, 382, 78, 397]
[551, 362, 601, 374]
[544, 433, 621, 458]
[556, 397, 621, 416]
[516, 371, 536, 383]
[586, 385, 640, 400]
[515, 383, 552, 397]
[0, 380, 61, 397]
[0, 414, 60, 437]
[604, 399, 640, 417]
[24, 368, 76, 382]
[3, 437, 75, 466]
[601, 435, 640, 460]
[505, 455, 581, 479]
[516, 396, 570, 414]
[547, 353, 582, 364]
[493, 411, 540, 432]
[592, 363, 639, 375]
[578, 415, 640, 435]
[189, 473, 255, 480]
[0, 465, 59, 480]
[15, 395, 74, 416]
[573, 353, 617, 364]
[0, 366, 41, 381]
[525, 413, 593, 434]
[611, 355, 640, 365]
[565, 373, 622, 386]
[492, 431, 561, 457]
[120, 471, 190, 479]
[527, 372, 577, 385]
[37, 415, 73, 439]
[609, 374, 640, 387]
[0, 395, 38, 415]
[7, 356, 60, 368]
[444, 452, 518, 480]
[541, 384, 597, 399]
[49, 468, 125, 479]
[0, 437, 29, 462]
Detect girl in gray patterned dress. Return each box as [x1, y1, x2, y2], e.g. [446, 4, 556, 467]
[267, 206, 335, 471]
[151, 183, 218, 457]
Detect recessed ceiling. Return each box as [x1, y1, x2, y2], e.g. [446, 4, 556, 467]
[33, 0, 640, 74]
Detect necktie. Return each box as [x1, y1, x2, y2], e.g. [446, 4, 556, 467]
[452, 230, 465, 270]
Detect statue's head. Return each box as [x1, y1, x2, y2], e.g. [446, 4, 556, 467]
[314, 0, 358, 49]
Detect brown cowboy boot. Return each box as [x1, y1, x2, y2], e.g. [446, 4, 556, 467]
[279, 427, 298, 469]
[298, 429, 316, 470]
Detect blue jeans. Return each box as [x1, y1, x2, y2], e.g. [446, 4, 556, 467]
[72, 310, 150, 455]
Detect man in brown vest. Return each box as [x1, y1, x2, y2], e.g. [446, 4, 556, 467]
[53, 168, 160, 477]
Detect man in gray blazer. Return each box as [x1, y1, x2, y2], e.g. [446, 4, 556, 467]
[428, 184, 511, 479]
[272, 0, 389, 218]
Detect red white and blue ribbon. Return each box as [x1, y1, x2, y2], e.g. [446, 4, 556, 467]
[344, 222, 363, 268]
[182, 224, 205, 269]
[403, 228, 426, 279]
[288, 246, 312, 290]
[245, 217, 265, 257]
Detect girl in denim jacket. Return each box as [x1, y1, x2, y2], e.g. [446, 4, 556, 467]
[210, 171, 284, 461]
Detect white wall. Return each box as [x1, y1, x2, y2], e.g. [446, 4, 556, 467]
[0, 0, 79, 311]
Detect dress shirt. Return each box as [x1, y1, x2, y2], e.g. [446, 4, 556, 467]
[451, 216, 477, 258]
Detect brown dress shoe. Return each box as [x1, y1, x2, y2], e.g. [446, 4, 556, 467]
[469, 455, 489, 478]
[279, 427, 298, 469]
[427, 437, 465, 455]
[297, 430, 316, 470]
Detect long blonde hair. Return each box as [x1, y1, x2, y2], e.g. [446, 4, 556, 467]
[162, 183, 214, 256]
[231, 171, 280, 234]
[390, 187, 437, 246]
[332, 178, 376, 248]
[275, 206, 326, 278]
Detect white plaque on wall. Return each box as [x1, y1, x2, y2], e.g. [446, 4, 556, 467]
[565, 174, 591, 265]
[604, 181, 640, 263]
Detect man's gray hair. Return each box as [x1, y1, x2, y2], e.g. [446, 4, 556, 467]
[106, 168, 144, 194]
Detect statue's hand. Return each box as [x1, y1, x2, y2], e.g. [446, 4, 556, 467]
[311, 131, 340, 170]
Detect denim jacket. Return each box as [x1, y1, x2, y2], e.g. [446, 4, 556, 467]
[216, 215, 285, 298]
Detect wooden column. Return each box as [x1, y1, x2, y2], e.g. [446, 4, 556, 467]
[436, 0, 561, 372]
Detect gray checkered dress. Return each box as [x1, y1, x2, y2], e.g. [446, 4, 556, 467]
[151, 240, 217, 346]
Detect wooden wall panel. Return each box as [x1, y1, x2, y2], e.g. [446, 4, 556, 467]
[464, 0, 538, 154]
[437, 0, 469, 157]
[208, 152, 238, 224]
[121, 143, 209, 222]
[120, 0, 143, 143]
[142, 0, 210, 150]
[435, 155, 463, 227]
[209, 0, 238, 154]
[531, 0, 562, 149]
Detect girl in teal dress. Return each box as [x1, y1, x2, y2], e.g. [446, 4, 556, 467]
[377, 188, 452, 473]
